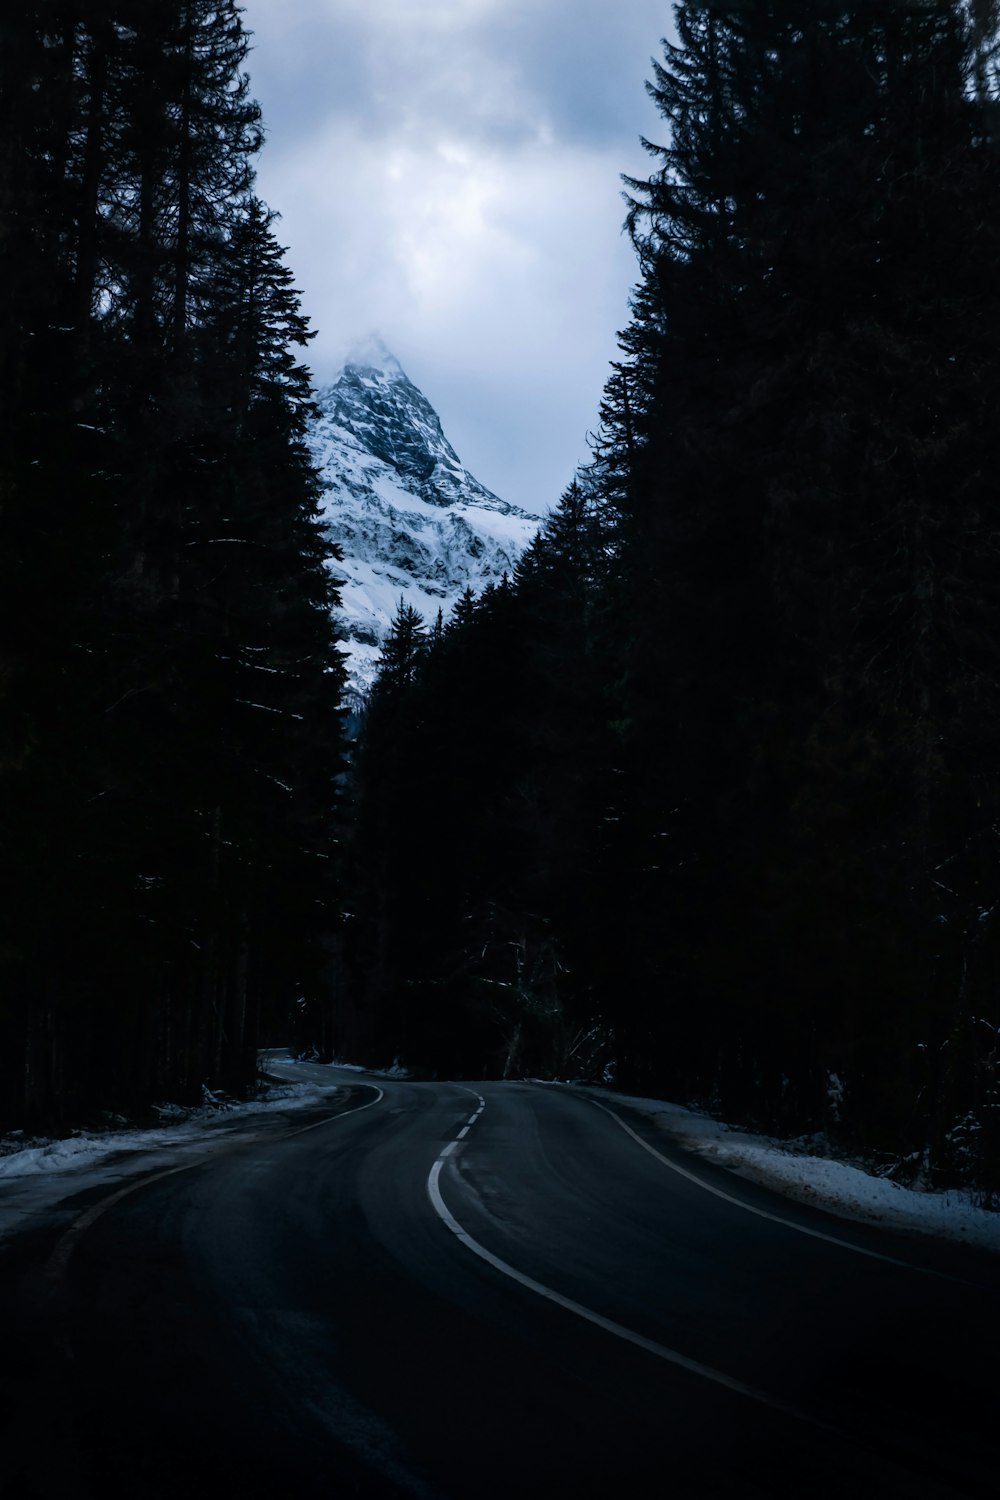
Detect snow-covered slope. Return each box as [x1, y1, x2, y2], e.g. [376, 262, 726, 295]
[308, 336, 538, 699]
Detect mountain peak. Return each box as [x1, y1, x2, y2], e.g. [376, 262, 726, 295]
[316, 340, 497, 506]
[307, 347, 538, 701]
[338, 332, 405, 382]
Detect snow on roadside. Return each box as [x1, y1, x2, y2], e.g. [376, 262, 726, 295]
[285, 1055, 411, 1080]
[0, 1053, 403, 1191]
[0, 1077, 337, 1182]
[594, 1088, 1000, 1255]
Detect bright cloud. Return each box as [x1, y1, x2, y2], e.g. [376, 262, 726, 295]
[243, 0, 669, 512]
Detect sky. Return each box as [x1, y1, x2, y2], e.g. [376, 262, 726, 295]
[241, 0, 673, 515]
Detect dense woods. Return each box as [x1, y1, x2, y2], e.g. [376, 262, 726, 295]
[5, 1, 1000, 1199]
[0, 3, 347, 1128]
[353, 0, 1000, 1195]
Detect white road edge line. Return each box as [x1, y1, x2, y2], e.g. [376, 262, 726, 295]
[588, 1100, 956, 1278]
[45, 1085, 385, 1281]
[283, 1085, 384, 1139]
[426, 1157, 841, 1435]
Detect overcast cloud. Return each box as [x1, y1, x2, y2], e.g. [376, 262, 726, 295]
[242, 1, 672, 514]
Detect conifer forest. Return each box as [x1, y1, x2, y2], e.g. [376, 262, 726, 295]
[4, 1, 1000, 1200]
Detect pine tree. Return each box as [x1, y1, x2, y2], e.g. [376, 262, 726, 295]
[0, 4, 349, 1126]
[157, 193, 347, 1095]
[0, 4, 130, 1124]
[374, 599, 429, 694]
[449, 586, 478, 632]
[600, 0, 1000, 1154]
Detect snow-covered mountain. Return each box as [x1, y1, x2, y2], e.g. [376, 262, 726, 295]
[307, 336, 538, 699]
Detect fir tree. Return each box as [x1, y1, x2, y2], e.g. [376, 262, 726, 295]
[0, 3, 349, 1125]
[374, 599, 429, 694]
[603, 0, 1000, 1154]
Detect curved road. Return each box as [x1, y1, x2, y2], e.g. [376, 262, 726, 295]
[2, 1063, 998, 1499]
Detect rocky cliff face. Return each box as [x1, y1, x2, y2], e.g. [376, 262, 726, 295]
[307, 337, 538, 700]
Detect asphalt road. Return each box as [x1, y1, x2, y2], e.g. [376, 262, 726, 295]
[1, 1063, 998, 1500]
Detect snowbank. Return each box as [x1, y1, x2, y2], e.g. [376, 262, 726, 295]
[600, 1089, 1000, 1255]
[0, 1078, 336, 1181]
